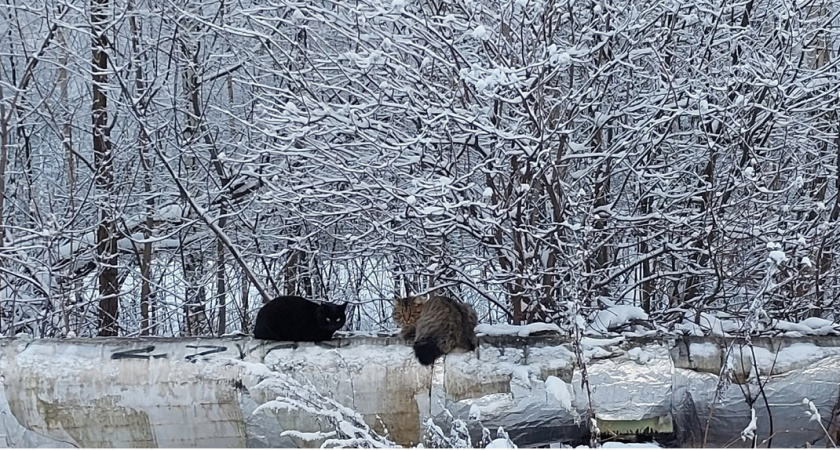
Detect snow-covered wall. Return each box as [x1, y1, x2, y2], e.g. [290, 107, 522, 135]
[1, 334, 839, 448]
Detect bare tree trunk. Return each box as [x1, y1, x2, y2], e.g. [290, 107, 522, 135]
[57, 25, 74, 335]
[240, 274, 250, 333]
[639, 195, 654, 313]
[284, 248, 300, 295]
[128, 7, 154, 335]
[91, 0, 120, 336]
[0, 87, 6, 331]
[805, 1, 831, 317]
[216, 23, 236, 335]
[0, 89, 8, 268]
[587, 157, 612, 302]
[139, 210, 153, 335]
[215, 215, 227, 335]
[178, 14, 210, 337]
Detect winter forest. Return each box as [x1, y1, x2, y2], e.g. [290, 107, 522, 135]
[0, 0, 838, 339]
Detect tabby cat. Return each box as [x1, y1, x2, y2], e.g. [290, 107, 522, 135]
[392, 296, 425, 340]
[394, 296, 478, 366]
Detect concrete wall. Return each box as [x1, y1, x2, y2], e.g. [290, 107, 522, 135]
[1, 334, 839, 448]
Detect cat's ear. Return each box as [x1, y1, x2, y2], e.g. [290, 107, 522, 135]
[339, 302, 349, 311]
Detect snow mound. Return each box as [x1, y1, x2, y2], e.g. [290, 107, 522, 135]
[627, 347, 652, 364]
[571, 442, 662, 448]
[672, 309, 839, 338]
[485, 427, 517, 448]
[675, 311, 728, 337]
[580, 336, 624, 349]
[544, 376, 574, 412]
[587, 305, 649, 335]
[747, 343, 839, 374]
[580, 336, 624, 359]
[768, 318, 839, 336]
[601, 443, 662, 448]
[475, 322, 563, 337]
[487, 438, 517, 448]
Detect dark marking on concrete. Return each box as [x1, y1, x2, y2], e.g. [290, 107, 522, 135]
[185, 345, 228, 363]
[111, 346, 167, 360]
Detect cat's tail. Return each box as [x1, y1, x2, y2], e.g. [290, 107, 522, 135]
[413, 337, 442, 366]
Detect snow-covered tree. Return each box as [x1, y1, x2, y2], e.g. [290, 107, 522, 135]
[1, 0, 839, 336]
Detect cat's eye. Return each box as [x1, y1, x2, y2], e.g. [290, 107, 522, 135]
[326, 318, 332, 322]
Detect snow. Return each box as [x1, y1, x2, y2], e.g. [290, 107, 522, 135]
[801, 317, 835, 329]
[544, 376, 573, 412]
[745, 343, 838, 374]
[419, 206, 445, 215]
[564, 441, 662, 449]
[688, 342, 719, 358]
[600, 443, 662, 448]
[263, 342, 414, 373]
[471, 25, 489, 40]
[469, 403, 481, 420]
[511, 366, 532, 388]
[526, 345, 575, 370]
[560, 443, 663, 449]
[15, 343, 99, 377]
[770, 319, 816, 334]
[676, 311, 726, 337]
[768, 250, 788, 264]
[520, 322, 563, 335]
[585, 346, 613, 358]
[475, 322, 562, 337]
[674, 320, 704, 336]
[626, 347, 651, 364]
[673, 311, 838, 337]
[578, 336, 625, 359]
[280, 429, 336, 441]
[695, 313, 725, 336]
[804, 398, 822, 423]
[485, 428, 518, 448]
[475, 324, 522, 336]
[487, 438, 517, 448]
[239, 356, 397, 448]
[769, 318, 839, 335]
[587, 305, 649, 335]
[740, 408, 757, 441]
[461, 393, 516, 417]
[580, 336, 624, 349]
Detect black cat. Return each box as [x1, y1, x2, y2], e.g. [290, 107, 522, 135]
[253, 295, 348, 342]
